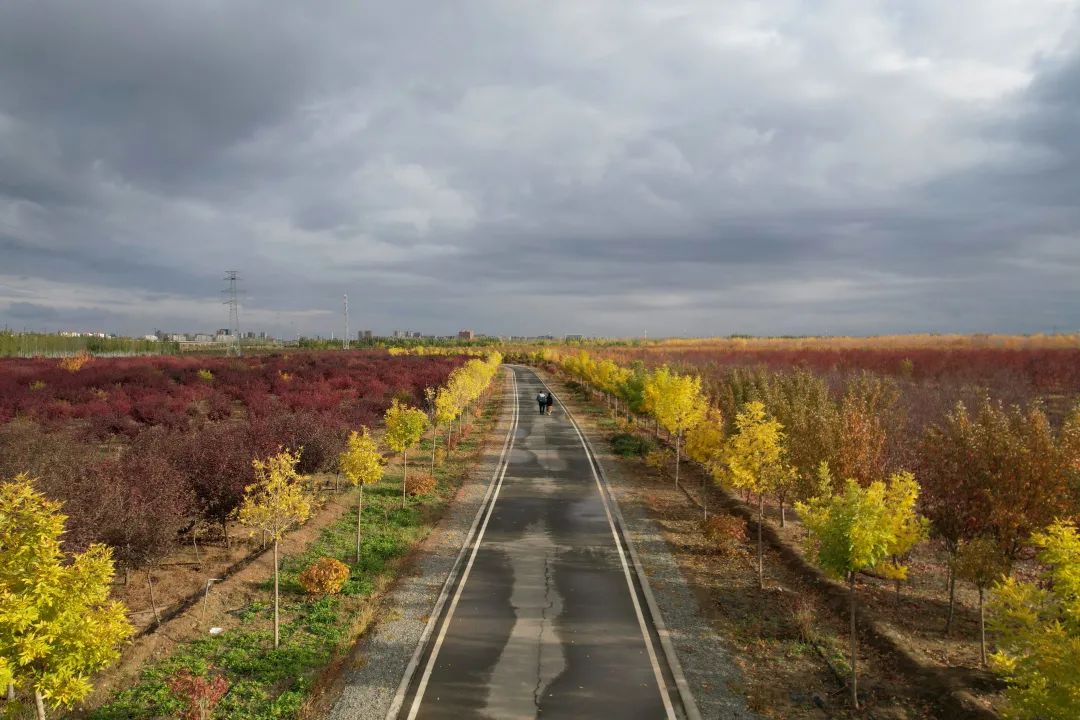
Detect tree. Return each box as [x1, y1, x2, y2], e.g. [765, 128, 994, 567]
[384, 400, 429, 508]
[760, 369, 840, 525]
[835, 372, 900, 488]
[236, 449, 312, 648]
[920, 399, 1075, 634]
[990, 520, 1080, 720]
[0, 474, 133, 719]
[955, 536, 1011, 665]
[684, 407, 724, 519]
[431, 387, 458, 472]
[339, 427, 385, 563]
[721, 401, 791, 588]
[643, 366, 707, 490]
[796, 471, 925, 709]
[872, 470, 930, 602]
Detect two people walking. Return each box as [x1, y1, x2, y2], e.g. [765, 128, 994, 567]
[536, 390, 555, 415]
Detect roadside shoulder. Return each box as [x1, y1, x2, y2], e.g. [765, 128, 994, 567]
[328, 369, 516, 720]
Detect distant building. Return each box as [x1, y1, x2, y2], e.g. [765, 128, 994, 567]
[392, 330, 403, 338]
[359, 330, 373, 340]
[168, 334, 187, 342]
[565, 334, 585, 341]
[458, 330, 475, 340]
[142, 334, 159, 341]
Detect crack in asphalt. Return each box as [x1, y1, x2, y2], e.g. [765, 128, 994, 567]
[534, 554, 555, 712]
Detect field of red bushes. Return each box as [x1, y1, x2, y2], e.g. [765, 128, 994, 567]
[0, 351, 465, 560]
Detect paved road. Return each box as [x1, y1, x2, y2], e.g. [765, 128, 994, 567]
[394, 366, 680, 720]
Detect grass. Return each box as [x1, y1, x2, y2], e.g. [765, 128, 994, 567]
[87, 392, 502, 720]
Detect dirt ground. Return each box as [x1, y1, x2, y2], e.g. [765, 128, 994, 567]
[87, 480, 356, 706]
[542, 370, 992, 720]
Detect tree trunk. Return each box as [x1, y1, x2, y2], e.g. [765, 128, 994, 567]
[431, 425, 439, 474]
[147, 569, 161, 626]
[192, 532, 201, 564]
[979, 586, 987, 666]
[356, 484, 364, 565]
[945, 559, 956, 636]
[849, 574, 859, 709]
[273, 539, 280, 648]
[34, 689, 46, 720]
[401, 450, 408, 508]
[757, 495, 765, 589]
[779, 496, 786, 527]
[674, 434, 681, 490]
[7, 681, 14, 701]
[223, 520, 230, 550]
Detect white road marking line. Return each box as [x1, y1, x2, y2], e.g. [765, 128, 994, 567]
[541, 376, 678, 720]
[403, 368, 522, 720]
[385, 368, 520, 720]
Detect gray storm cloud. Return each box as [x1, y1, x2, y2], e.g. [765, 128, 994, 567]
[0, 0, 1078, 337]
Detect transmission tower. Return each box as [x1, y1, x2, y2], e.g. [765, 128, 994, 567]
[223, 271, 243, 356]
[343, 293, 349, 351]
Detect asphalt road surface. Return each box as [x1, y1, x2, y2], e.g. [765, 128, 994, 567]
[392, 366, 684, 720]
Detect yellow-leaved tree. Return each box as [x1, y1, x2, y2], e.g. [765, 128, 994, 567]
[684, 407, 725, 519]
[721, 401, 791, 588]
[989, 520, 1080, 719]
[643, 366, 707, 490]
[0, 474, 133, 719]
[237, 450, 312, 648]
[796, 470, 925, 709]
[871, 470, 930, 602]
[384, 400, 429, 508]
[339, 427, 386, 563]
[431, 387, 459, 471]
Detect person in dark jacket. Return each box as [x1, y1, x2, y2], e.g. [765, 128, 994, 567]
[545, 391, 555, 415]
[537, 391, 547, 414]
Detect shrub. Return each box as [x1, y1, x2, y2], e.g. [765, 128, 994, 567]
[196, 368, 214, 383]
[702, 514, 747, 557]
[298, 556, 351, 595]
[644, 448, 674, 480]
[59, 352, 92, 372]
[611, 433, 654, 458]
[168, 669, 229, 720]
[405, 472, 437, 497]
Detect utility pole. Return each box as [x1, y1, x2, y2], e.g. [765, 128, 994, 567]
[223, 271, 242, 356]
[343, 293, 349, 351]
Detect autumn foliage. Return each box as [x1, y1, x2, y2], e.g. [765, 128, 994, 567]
[298, 557, 351, 595]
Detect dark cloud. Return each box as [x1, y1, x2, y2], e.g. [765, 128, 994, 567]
[1, 1, 1078, 337]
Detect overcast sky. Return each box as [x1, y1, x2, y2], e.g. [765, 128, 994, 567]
[1, 1, 1078, 338]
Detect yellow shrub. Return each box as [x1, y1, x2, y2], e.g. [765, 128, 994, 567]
[59, 352, 92, 372]
[405, 472, 437, 497]
[298, 557, 350, 595]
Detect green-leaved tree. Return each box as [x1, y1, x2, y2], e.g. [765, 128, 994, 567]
[989, 520, 1080, 719]
[796, 470, 925, 709]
